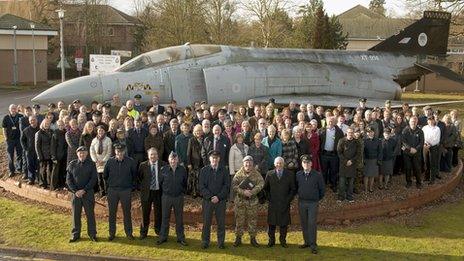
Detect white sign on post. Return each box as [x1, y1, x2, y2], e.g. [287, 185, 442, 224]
[89, 55, 120, 75]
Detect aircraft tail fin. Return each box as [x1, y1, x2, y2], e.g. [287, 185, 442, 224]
[369, 11, 451, 56]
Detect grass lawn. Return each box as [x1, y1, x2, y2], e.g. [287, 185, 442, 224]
[0, 194, 463, 260]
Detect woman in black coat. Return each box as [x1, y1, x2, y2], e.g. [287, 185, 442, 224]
[263, 156, 296, 246]
[186, 124, 204, 197]
[50, 119, 68, 189]
[65, 119, 82, 165]
[79, 121, 96, 151]
[35, 119, 53, 188]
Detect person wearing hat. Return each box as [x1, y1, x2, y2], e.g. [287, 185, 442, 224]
[103, 143, 137, 241]
[133, 94, 145, 113]
[363, 126, 382, 192]
[401, 116, 424, 189]
[157, 151, 188, 246]
[199, 150, 230, 249]
[231, 155, 264, 247]
[138, 147, 167, 239]
[337, 127, 362, 202]
[66, 146, 98, 243]
[263, 156, 296, 248]
[295, 154, 324, 254]
[380, 127, 398, 189]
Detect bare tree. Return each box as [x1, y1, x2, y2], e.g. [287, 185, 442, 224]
[205, 0, 238, 44]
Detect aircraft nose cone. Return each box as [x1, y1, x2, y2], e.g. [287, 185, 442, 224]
[32, 76, 102, 105]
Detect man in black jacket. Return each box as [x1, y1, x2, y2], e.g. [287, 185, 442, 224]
[127, 117, 148, 168]
[103, 144, 137, 241]
[319, 116, 344, 192]
[162, 118, 180, 162]
[51, 119, 68, 189]
[201, 125, 230, 167]
[138, 147, 166, 238]
[21, 116, 39, 185]
[199, 150, 230, 249]
[35, 119, 53, 188]
[66, 146, 98, 243]
[157, 152, 188, 246]
[263, 156, 296, 248]
[401, 116, 424, 189]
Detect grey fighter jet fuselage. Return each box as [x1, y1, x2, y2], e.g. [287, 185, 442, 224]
[32, 11, 455, 108]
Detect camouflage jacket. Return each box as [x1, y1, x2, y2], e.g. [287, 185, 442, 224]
[232, 167, 264, 201]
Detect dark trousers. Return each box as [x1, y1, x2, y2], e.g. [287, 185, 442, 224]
[440, 148, 453, 172]
[424, 145, 440, 181]
[452, 146, 460, 166]
[21, 149, 27, 175]
[26, 152, 38, 182]
[321, 152, 339, 189]
[201, 199, 226, 246]
[159, 195, 185, 241]
[6, 139, 22, 175]
[298, 200, 319, 249]
[268, 224, 288, 243]
[39, 159, 53, 187]
[393, 153, 404, 175]
[107, 188, 132, 237]
[71, 191, 96, 239]
[140, 189, 162, 236]
[403, 153, 422, 186]
[338, 176, 354, 200]
[51, 159, 67, 190]
[133, 153, 145, 169]
[97, 173, 106, 196]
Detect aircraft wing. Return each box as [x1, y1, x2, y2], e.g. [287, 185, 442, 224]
[253, 94, 464, 109]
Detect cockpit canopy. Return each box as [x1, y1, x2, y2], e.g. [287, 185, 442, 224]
[116, 44, 222, 72]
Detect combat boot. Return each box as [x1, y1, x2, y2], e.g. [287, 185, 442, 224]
[233, 236, 242, 247]
[250, 237, 260, 247]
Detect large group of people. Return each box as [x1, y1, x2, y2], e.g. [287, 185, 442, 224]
[2, 94, 462, 254]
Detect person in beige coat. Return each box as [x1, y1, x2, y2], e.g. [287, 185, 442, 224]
[228, 133, 249, 200]
[90, 126, 113, 196]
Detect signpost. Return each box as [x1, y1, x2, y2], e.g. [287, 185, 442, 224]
[89, 54, 120, 75]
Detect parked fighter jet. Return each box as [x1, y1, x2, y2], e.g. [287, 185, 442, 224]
[32, 11, 464, 108]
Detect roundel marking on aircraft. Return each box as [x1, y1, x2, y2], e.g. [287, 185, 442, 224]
[418, 33, 428, 47]
[232, 83, 241, 93]
[90, 81, 98, 88]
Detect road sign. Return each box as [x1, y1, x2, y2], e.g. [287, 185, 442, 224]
[89, 54, 120, 75]
[75, 58, 84, 64]
[111, 50, 132, 58]
[76, 63, 82, 72]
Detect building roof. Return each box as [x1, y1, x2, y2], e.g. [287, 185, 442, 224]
[0, 13, 55, 31]
[63, 4, 140, 25]
[337, 5, 414, 40]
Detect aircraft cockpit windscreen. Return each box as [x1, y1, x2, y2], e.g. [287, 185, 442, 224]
[115, 45, 222, 72]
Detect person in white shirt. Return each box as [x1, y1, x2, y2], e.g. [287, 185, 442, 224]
[337, 115, 349, 134]
[422, 117, 441, 184]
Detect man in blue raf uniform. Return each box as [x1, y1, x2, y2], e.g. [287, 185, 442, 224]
[2, 104, 23, 177]
[199, 150, 230, 249]
[103, 144, 137, 241]
[296, 155, 325, 255]
[66, 146, 98, 243]
[157, 152, 188, 246]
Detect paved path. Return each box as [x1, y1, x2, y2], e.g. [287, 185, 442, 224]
[0, 87, 48, 119]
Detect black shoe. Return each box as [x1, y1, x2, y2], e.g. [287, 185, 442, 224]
[155, 230, 160, 236]
[177, 240, 188, 246]
[311, 248, 318, 254]
[90, 236, 98, 242]
[127, 235, 135, 240]
[299, 244, 310, 249]
[108, 235, 115, 241]
[156, 239, 166, 245]
[281, 242, 288, 248]
[267, 240, 275, 248]
[201, 242, 209, 249]
[218, 243, 225, 249]
[21, 175, 28, 180]
[27, 180, 34, 185]
[139, 234, 147, 240]
[68, 237, 79, 243]
[8, 173, 15, 178]
[250, 237, 259, 247]
[233, 236, 242, 247]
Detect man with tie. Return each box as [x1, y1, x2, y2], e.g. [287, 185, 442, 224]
[157, 152, 188, 246]
[199, 150, 230, 249]
[156, 114, 169, 134]
[296, 155, 325, 254]
[319, 116, 344, 192]
[201, 125, 230, 167]
[263, 157, 296, 248]
[138, 147, 166, 239]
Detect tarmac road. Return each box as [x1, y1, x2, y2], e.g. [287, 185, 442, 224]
[0, 87, 48, 120]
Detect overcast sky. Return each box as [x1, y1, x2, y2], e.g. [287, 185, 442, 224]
[109, 0, 408, 17]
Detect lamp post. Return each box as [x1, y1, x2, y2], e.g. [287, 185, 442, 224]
[56, 7, 66, 82]
[12, 25, 18, 85]
[31, 23, 37, 86]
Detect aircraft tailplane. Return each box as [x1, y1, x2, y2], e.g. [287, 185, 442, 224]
[369, 11, 451, 56]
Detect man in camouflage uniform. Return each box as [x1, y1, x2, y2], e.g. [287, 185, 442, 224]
[232, 155, 264, 247]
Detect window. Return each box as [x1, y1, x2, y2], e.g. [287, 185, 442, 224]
[107, 27, 114, 36]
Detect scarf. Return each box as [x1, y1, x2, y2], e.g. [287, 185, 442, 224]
[98, 135, 105, 154]
[236, 143, 246, 157]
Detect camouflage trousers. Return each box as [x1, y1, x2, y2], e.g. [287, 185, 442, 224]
[234, 197, 259, 237]
[187, 169, 199, 197]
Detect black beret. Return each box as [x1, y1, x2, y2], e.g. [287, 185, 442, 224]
[114, 144, 126, 150]
[359, 98, 367, 102]
[134, 94, 142, 99]
[169, 151, 178, 158]
[48, 103, 56, 108]
[32, 104, 40, 109]
[92, 111, 102, 117]
[103, 103, 111, 108]
[300, 154, 312, 162]
[76, 146, 88, 152]
[208, 150, 221, 157]
[72, 99, 81, 104]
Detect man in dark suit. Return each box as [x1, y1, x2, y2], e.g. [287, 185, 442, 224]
[138, 147, 166, 239]
[263, 157, 296, 248]
[66, 146, 98, 243]
[127, 118, 148, 168]
[319, 116, 344, 192]
[199, 150, 230, 249]
[148, 95, 165, 115]
[201, 125, 230, 168]
[162, 118, 180, 162]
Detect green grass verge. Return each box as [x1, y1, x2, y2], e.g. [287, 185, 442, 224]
[0, 195, 463, 260]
